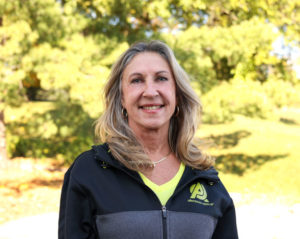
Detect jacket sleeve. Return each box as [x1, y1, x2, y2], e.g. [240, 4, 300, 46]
[58, 166, 98, 239]
[211, 199, 239, 239]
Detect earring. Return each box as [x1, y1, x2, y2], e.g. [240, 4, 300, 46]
[174, 106, 180, 117]
[122, 107, 128, 118]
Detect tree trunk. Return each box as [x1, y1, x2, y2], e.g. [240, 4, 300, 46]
[0, 110, 8, 164]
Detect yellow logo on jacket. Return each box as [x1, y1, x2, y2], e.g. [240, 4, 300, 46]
[188, 183, 214, 206]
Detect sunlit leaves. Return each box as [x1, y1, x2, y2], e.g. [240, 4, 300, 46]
[0, 0, 299, 161]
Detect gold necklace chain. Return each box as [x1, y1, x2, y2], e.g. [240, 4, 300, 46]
[152, 152, 172, 167]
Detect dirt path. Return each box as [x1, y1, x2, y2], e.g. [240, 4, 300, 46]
[236, 203, 300, 239]
[0, 158, 65, 224]
[0, 213, 58, 239]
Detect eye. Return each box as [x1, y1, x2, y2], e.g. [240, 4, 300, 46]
[157, 76, 168, 81]
[131, 78, 143, 84]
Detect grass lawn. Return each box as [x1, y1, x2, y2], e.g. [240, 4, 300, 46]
[197, 113, 300, 206]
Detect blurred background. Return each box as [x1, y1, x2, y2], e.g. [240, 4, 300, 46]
[0, 0, 300, 238]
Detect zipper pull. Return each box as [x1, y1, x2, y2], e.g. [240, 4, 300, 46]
[162, 206, 167, 218]
[161, 206, 168, 238]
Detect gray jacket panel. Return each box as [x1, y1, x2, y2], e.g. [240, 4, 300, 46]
[96, 210, 217, 239]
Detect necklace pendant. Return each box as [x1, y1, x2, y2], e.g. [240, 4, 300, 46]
[150, 152, 171, 168]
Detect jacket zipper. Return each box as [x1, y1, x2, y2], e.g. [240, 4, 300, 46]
[111, 165, 169, 238]
[162, 206, 167, 239]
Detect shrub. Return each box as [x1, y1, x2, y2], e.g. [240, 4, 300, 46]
[6, 102, 95, 164]
[202, 79, 274, 123]
[263, 79, 300, 108]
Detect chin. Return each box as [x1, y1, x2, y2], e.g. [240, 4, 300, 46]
[141, 121, 169, 131]
[144, 125, 161, 130]
[128, 117, 170, 132]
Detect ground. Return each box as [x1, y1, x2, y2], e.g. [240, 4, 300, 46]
[0, 157, 66, 224]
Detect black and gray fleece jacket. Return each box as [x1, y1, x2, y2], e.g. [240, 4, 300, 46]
[58, 144, 238, 239]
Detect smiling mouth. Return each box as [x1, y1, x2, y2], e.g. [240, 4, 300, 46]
[139, 105, 164, 110]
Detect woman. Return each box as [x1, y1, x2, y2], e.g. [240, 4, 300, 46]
[58, 40, 238, 239]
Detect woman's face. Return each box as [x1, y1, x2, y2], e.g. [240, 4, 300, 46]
[121, 52, 176, 133]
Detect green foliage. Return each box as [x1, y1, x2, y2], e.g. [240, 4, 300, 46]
[1, 0, 77, 45]
[202, 80, 274, 123]
[163, 17, 281, 93]
[0, 19, 37, 110]
[202, 78, 300, 124]
[6, 102, 94, 164]
[70, 0, 173, 43]
[0, 83, 25, 111]
[26, 33, 114, 117]
[263, 80, 300, 108]
[1, 0, 300, 163]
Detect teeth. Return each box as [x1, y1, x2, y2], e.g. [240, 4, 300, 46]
[143, 106, 160, 110]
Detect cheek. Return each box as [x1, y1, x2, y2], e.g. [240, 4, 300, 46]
[121, 88, 135, 109]
[121, 92, 128, 108]
[170, 87, 177, 105]
[121, 93, 124, 106]
[121, 85, 130, 107]
[169, 81, 176, 101]
[121, 82, 125, 106]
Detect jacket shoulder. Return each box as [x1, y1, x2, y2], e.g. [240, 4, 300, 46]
[194, 167, 233, 206]
[67, 144, 110, 180]
[74, 143, 109, 164]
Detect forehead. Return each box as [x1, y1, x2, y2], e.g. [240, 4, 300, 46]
[123, 52, 171, 77]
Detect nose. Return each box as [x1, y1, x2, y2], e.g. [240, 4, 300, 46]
[142, 80, 159, 97]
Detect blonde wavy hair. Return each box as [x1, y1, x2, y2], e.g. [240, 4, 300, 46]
[95, 40, 214, 171]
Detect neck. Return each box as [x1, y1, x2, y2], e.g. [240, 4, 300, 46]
[131, 126, 170, 155]
[140, 130, 170, 155]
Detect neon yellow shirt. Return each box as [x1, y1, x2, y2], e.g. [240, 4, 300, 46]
[139, 163, 185, 206]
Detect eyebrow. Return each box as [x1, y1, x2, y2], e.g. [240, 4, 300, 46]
[128, 71, 170, 78]
[128, 72, 143, 78]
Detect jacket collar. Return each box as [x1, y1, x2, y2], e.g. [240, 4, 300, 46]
[181, 166, 220, 187]
[92, 144, 122, 168]
[92, 144, 220, 184]
[92, 144, 142, 180]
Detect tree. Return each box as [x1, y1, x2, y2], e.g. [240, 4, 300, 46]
[162, 17, 282, 92]
[0, 19, 34, 161]
[0, 0, 299, 162]
[0, 0, 121, 161]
